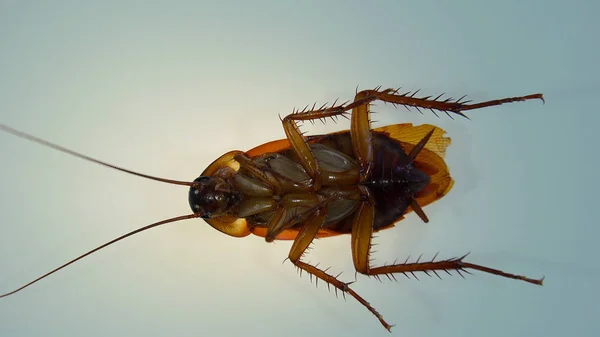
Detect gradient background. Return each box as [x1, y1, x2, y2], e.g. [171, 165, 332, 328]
[1, 1, 598, 337]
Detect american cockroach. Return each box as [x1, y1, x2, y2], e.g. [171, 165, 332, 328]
[0, 87, 545, 331]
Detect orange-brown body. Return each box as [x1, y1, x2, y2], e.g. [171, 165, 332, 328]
[200, 124, 453, 241]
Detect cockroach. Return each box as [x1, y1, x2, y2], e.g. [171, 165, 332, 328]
[0, 87, 545, 331]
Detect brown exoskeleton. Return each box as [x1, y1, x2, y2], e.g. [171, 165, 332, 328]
[0, 87, 545, 331]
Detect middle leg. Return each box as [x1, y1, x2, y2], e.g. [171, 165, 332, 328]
[285, 197, 394, 331]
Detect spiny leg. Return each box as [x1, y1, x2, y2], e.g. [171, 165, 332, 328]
[280, 88, 405, 189]
[349, 124, 543, 284]
[282, 87, 544, 127]
[349, 90, 376, 181]
[347, 87, 544, 182]
[281, 87, 543, 185]
[293, 261, 393, 332]
[355, 87, 544, 119]
[285, 198, 394, 332]
[281, 90, 394, 185]
[350, 187, 544, 285]
[281, 109, 329, 191]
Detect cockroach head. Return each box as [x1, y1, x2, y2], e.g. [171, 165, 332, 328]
[188, 176, 240, 219]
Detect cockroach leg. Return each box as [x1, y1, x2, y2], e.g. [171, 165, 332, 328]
[350, 186, 377, 275]
[349, 88, 544, 119]
[350, 186, 544, 285]
[348, 90, 377, 180]
[360, 253, 544, 286]
[460, 93, 545, 112]
[264, 193, 321, 241]
[234, 153, 284, 194]
[264, 207, 289, 242]
[294, 261, 393, 332]
[287, 203, 328, 263]
[282, 90, 383, 183]
[282, 113, 323, 191]
[235, 152, 327, 194]
[281, 90, 386, 188]
[286, 200, 394, 332]
[282, 88, 543, 187]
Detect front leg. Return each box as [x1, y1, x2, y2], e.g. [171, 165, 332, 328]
[281, 90, 385, 186]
